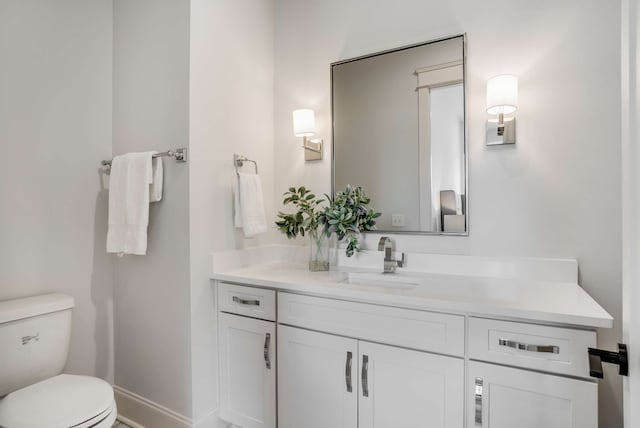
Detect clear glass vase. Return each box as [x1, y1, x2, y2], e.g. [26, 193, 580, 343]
[309, 229, 330, 272]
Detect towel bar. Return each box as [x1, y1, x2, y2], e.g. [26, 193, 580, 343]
[101, 148, 188, 168]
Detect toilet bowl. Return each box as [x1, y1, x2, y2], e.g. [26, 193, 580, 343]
[0, 293, 117, 428]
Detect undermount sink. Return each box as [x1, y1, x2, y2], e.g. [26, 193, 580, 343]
[342, 272, 423, 288]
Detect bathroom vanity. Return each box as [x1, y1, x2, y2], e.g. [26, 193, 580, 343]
[211, 248, 613, 428]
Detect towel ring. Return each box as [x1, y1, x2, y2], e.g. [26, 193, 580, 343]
[234, 154, 258, 175]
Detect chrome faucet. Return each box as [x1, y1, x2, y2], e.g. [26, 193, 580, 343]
[378, 237, 406, 273]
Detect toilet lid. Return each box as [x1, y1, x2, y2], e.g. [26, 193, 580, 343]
[0, 374, 114, 428]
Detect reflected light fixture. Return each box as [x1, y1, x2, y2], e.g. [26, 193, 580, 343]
[486, 75, 518, 145]
[292, 108, 323, 161]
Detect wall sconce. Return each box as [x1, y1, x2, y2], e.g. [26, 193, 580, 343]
[292, 108, 323, 161]
[486, 75, 518, 146]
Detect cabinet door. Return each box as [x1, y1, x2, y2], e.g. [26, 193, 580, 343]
[278, 325, 358, 428]
[359, 341, 464, 428]
[468, 361, 597, 428]
[219, 313, 276, 428]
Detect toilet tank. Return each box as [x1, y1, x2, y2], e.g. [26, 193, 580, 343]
[0, 293, 74, 397]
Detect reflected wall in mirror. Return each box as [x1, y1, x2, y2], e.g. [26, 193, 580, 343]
[332, 35, 467, 234]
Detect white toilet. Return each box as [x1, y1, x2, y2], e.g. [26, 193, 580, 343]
[0, 293, 117, 428]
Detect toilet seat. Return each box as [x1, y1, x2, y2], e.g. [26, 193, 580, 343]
[0, 374, 116, 428]
[71, 399, 116, 428]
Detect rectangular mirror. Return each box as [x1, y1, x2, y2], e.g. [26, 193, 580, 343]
[332, 35, 467, 234]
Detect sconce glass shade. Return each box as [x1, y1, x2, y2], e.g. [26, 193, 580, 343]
[486, 75, 518, 115]
[293, 109, 315, 137]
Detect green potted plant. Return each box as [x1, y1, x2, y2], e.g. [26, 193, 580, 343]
[275, 187, 329, 271]
[318, 184, 381, 257]
[276, 185, 380, 271]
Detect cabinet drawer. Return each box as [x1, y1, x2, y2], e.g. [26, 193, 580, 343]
[218, 283, 276, 321]
[468, 317, 596, 378]
[278, 292, 465, 356]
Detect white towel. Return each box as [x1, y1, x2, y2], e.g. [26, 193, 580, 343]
[107, 151, 156, 255]
[149, 157, 163, 203]
[234, 172, 267, 237]
[234, 179, 243, 228]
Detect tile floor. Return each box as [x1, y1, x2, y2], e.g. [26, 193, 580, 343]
[112, 421, 132, 428]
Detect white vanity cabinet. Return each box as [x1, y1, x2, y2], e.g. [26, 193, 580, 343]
[218, 284, 276, 428]
[277, 293, 465, 428]
[214, 278, 605, 428]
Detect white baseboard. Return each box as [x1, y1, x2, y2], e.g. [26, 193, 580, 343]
[116, 414, 146, 428]
[114, 385, 228, 428]
[192, 409, 229, 428]
[114, 385, 192, 428]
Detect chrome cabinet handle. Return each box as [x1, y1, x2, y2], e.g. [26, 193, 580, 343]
[475, 378, 483, 425]
[345, 351, 353, 392]
[264, 333, 271, 369]
[233, 296, 260, 306]
[361, 355, 369, 397]
[499, 338, 559, 354]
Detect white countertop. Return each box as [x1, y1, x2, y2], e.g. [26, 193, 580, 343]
[211, 262, 613, 329]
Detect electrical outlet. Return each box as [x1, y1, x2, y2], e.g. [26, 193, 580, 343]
[391, 214, 405, 227]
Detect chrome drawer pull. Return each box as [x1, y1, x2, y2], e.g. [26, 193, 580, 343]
[499, 338, 559, 354]
[361, 354, 369, 397]
[475, 378, 483, 425]
[232, 296, 260, 306]
[345, 351, 353, 392]
[264, 333, 271, 369]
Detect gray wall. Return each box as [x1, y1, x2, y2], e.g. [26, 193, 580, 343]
[189, 0, 275, 422]
[274, 0, 622, 426]
[113, 0, 275, 423]
[0, 0, 114, 382]
[113, 0, 193, 417]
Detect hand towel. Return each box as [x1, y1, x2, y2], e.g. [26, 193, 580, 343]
[234, 172, 267, 237]
[107, 152, 155, 255]
[149, 156, 163, 203]
[234, 176, 243, 228]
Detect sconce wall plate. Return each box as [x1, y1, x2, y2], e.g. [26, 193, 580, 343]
[293, 108, 323, 162]
[303, 137, 323, 161]
[486, 74, 518, 146]
[486, 118, 516, 146]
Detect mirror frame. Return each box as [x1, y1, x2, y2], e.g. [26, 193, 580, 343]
[330, 33, 468, 236]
